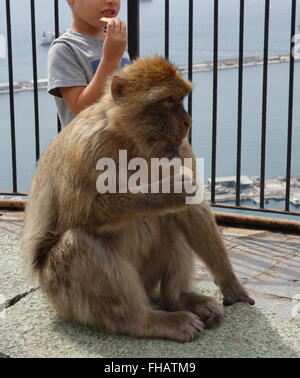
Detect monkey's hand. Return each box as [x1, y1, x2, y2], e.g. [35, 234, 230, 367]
[169, 166, 198, 198]
[216, 276, 255, 306]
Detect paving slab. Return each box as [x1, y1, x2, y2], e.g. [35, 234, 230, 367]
[273, 255, 300, 281]
[0, 234, 37, 303]
[198, 277, 300, 322]
[250, 296, 296, 322]
[228, 250, 275, 279]
[0, 217, 23, 238]
[197, 276, 220, 291]
[245, 279, 300, 300]
[222, 228, 269, 238]
[195, 248, 275, 281]
[232, 238, 299, 259]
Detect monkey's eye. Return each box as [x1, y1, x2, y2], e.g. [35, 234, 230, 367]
[163, 96, 176, 108]
[165, 96, 174, 103]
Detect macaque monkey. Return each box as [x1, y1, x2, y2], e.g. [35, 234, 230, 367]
[22, 56, 254, 342]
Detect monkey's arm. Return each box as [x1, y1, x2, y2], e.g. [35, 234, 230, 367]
[95, 175, 195, 221]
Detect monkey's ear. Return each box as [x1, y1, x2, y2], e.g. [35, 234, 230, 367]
[111, 75, 128, 104]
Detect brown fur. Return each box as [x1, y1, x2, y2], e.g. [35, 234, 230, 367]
[22, 56, 254, 342]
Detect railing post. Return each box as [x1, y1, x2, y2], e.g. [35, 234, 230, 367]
[211, 0, 219, 204]
[164, 0, 170, 60]
[30, 0, 40, 160]
[127, 0, 140, 61]
[285, 0, 297, 211]
[236, 0, 245, 207]
[54, 0, 62, 133]
[188, 0, 193, 145]
[260, 0, 270, 209]
[5, 0, 17, 193]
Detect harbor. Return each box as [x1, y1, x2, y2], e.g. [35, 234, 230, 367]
[204, 175, 300, 208]
[178, 53, 300, 74]
[0, 79, 48, 94]
[2, 175, 300, 211]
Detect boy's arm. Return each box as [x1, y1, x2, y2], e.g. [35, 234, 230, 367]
[61, 19, 127, 116]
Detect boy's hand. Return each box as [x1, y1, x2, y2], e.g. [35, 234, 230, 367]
[103, 18, 127, 66]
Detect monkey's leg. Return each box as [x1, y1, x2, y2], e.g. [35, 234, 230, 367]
[39, 229, 204, 342]
[175, 202, 255, 306]
[159, 222, 224, 329]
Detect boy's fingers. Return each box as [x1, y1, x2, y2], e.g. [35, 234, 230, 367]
[121, 21, 127, 37]
[107, 19, 115, 34]
[106, 19, 126, 39]
[113, 18, 122, 35]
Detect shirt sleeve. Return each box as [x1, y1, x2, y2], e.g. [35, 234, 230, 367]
[47, 41, 88, 98]
[120, 51, 131, 68]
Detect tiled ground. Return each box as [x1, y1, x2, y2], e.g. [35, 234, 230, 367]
[0, 210, 299, 358]
[198, 227, 300, 322]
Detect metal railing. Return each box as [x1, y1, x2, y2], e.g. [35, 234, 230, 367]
[1, 0, 299, 220]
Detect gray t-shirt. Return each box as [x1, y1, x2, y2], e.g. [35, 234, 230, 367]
[47, 29, 131, 127]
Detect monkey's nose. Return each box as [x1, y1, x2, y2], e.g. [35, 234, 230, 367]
[183, 119, 192, 132]
[183, 119, 191, 128]
[183, 113, 192, 128]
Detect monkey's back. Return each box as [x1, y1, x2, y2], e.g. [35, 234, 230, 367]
[21, 103, 145, 275]
[21, 112, 105, 275]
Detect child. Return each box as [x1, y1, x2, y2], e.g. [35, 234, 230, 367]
[47, 0, 130, 128]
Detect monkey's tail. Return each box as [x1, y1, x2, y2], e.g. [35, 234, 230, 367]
[21, 187, 61, 280]
[22, 230, 61, 275]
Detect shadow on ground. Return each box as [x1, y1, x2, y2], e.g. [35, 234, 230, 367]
[1, 288, 299, 358]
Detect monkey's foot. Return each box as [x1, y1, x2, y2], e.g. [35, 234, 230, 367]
[216, 276, 255, 306]
[174, 292, 224, 329]
[141, 310, 205, 343]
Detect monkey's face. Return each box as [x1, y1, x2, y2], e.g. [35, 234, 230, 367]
[142, 94, 192, 148]
[110, 56, 193, 154]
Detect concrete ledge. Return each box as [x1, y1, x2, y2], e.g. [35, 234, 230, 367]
[1, 288, 299, 358]
[215, 211, 300, 234]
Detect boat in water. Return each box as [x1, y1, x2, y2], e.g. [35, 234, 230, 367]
[290, 197, 300, 207]
[252, 197, 269, 204]
[40, 31, 64, 47]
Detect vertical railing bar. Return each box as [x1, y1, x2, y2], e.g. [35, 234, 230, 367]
[211, 0, 219, 204]
[188, 0, 193, 144]
[54, 0, 62, 133]
[285, 0, 297, 211]
[260, 0, 270, 209]
[164, 0, 169, 60]
[30, 0, 40, 160]
[5, 0, 17, 192]
[54, 0, 59, 38]
[127, 0, 140, 61]
[236, 0, 245, 206]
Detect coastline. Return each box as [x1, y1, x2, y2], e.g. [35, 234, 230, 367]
[0, 54, 299, 95]
[178, 53, 300, 74]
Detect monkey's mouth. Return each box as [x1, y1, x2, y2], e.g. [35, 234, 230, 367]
[168, 135, 185, 147]
[174, 129, 189, 144]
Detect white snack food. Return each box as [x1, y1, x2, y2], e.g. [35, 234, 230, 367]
[99, 17, 113, 24]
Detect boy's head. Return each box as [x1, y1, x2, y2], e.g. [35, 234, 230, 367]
[67, 0, 120, 30]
